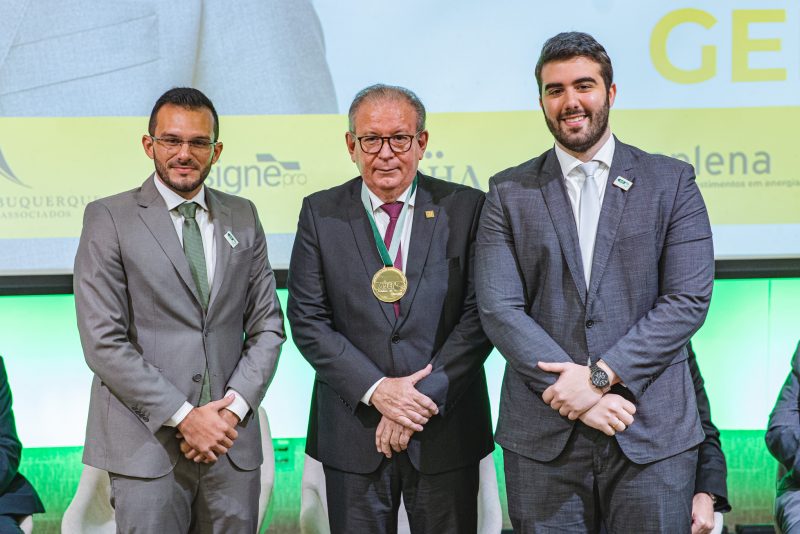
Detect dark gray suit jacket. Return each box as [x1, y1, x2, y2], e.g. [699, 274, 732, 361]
[766, 340, 800, 497]
[0, 357, 44, 517]
[74, 175, 285, 478]
[287, 174, 494, 475]
[476, 138, 714, 464]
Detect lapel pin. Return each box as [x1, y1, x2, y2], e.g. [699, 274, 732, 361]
[224, 231, 239, 248]
[612, 176, 633, 191]
[425, 210, 435, 219]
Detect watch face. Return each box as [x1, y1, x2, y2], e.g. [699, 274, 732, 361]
[591, 367, 609, 388]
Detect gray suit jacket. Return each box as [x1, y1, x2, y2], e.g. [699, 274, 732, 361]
[0, 0, 336, 116]
[287, 175, 494, 475]
[476, 138, 714, 464]
[74, 175, 285, 478]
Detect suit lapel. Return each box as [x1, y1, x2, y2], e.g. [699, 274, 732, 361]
[206, 188, 232, 314]
[397, 177, 438, 324]
[588, 140, 635, 299]
[539, 151, 587, 303]
[136, 175, 202, 306]
[348, 182, 396, 326]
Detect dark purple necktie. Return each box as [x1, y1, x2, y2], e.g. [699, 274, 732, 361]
[380, 202, 404, 317]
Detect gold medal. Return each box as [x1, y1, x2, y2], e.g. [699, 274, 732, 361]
[371, 267, 407, 303]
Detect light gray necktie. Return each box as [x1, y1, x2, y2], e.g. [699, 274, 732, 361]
[176, 202, 211, 405]
[577, 161, 601, 287]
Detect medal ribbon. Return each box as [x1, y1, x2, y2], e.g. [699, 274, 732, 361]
[360, 175, 418, 267]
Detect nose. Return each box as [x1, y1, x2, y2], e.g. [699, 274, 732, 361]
[563, 87, 583, 112]
[175, 142, 193, 161]
[377, 138, 395, 159]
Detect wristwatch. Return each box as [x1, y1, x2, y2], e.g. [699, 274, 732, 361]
[589, 362, 610, 391]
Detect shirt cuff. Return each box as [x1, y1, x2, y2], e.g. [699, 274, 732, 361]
[225, 388, 250, 423]
[164, 402, 193, 427]
[361, 377, 386, 405]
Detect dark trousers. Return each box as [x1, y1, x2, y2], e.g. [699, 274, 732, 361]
[504, 423, 697, 533]
[323, 452, 479, 534]
[109, 454, 260, 534]
[0, 515, 22, 534]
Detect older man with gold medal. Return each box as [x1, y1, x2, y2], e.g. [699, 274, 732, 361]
[363, 175, 416, 304]
[288, 84, 494, 533]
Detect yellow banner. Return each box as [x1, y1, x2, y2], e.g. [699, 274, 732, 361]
[0, 108, 795, 239]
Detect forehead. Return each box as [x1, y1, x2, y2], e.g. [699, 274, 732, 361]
[154, 104, 215, 136]
[540, 56, 604, 85]
[352, 97, 418, 133]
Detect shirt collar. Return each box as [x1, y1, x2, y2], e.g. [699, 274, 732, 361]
[364, 177, 417, 212]
[554, 134, 616, 179]
[154, 173, 209, 212]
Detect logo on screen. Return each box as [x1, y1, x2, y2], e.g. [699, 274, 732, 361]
[0, 148, 30, 189]
[421, 150, 482, 189]
[206, 153, 307, 194]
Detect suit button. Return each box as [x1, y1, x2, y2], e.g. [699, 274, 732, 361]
[391, 334, 400, 344]
[585, 320, 594, 328]
[142, 416, 149, 422]
[192, 374, 202, 382]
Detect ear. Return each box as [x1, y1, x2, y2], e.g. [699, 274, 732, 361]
[416, 130, 429, 159]
[142, 134, 155, 160]
[607, 83, 617, 107]
[210, 142, 223, 164]
[346, 131, 357, 162]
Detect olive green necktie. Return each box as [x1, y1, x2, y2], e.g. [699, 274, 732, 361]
[176, 202, 211, 405]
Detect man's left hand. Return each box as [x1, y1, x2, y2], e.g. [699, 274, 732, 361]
[539, 361, 602, 418]
[375, 416, 414, 458]
[691, 492, 715, 534]
[178, 408, 241, 463]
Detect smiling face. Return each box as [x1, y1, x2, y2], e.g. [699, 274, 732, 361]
[141, 104, 223, 199]
[539, 56, 616, 160]
[346, 97, 428, 203]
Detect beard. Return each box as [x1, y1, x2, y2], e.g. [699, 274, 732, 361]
[153, 155, 212, 194]
[545, 95, 610, 154]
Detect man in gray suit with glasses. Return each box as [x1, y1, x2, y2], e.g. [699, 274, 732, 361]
[476, 32, 714, 532]
[74, 87, 285, 533]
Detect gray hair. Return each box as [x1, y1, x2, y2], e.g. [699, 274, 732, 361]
[348, 84, 426, 133]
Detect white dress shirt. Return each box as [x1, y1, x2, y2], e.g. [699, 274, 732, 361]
[554, 135, 616, 229]
[153, 175, 250, 426]
[360, 180, 417, 405]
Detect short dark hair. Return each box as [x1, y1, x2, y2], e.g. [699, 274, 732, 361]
[535, 32, 614, 96]
[148, 87, 220, 140]
[348, 84, 426, 133]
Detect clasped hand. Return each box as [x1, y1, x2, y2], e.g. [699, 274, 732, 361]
[539, 361, 603, 419]
[176, 394, 240, 464]
[370, 364, 439, 432]
[539, 361, 636, 435]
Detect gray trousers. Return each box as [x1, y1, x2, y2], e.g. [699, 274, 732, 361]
[109, 454, 260, 534]
[504, 422, 697, 533]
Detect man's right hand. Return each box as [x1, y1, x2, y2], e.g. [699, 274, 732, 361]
[176, 394, 238, 462]
[370, 364, 439, 432]
[578, 393, 636, 436]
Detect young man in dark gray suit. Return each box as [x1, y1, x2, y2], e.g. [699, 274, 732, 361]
[475, 33, 715, 532]
[288, 84, 494, 533]
[74, 88, 285, 533]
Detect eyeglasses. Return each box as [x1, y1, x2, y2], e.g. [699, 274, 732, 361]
[150, 135, 218, 154]
[353, 132, 421, 154]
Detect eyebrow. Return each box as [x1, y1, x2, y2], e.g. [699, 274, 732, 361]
[543, 77, 598, 92]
